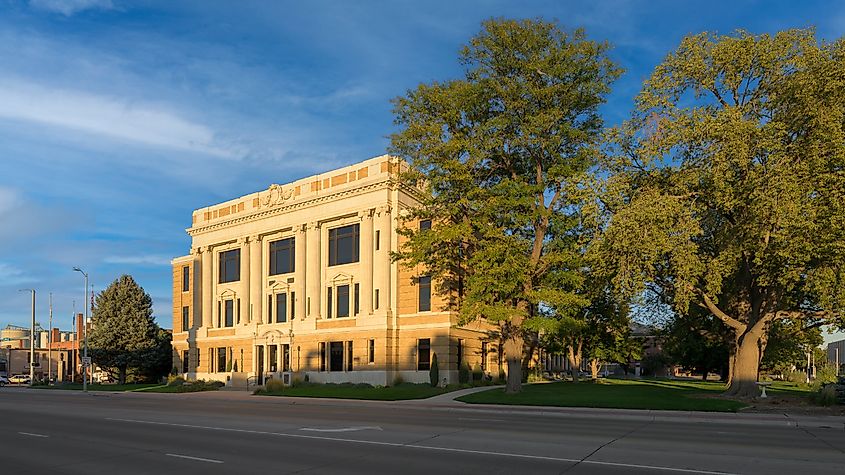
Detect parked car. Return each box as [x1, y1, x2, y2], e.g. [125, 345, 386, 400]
[8, 374, 31, 385]
[0, 376, 10, 387]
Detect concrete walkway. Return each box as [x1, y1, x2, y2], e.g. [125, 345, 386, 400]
[397, 384, 505, 405]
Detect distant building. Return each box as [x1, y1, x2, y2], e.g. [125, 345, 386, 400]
[171, 155, 498, 386]
[828, 339, 845, 371]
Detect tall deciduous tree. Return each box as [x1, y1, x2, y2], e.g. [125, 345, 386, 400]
[391, 18, 621, 393]
[89, 275, 167, 384]
[597, 29, 845, 397]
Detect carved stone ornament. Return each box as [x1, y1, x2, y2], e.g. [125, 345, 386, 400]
[262, 184, 294, 207]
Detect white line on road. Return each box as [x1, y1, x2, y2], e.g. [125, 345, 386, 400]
[300, 426, 383, 432]
[107, 418, 734, 475]
[165, 453, 224, 464]
[18, 432, 48, 438]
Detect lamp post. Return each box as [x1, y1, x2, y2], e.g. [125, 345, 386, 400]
[18, 289, 35, 385]
[48, 292, 52, 384]
[73, 267, 89, 393]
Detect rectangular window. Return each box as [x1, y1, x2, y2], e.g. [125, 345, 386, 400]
[224, 299, 234, 327]
[217, 347, 227, 373]
[347, 341, 353, 371]
[375, 230, 380, 251]
[209, 348, 215, 372]
[327, 287, 333, 318]
[182, 265, 190, 292]
[481, 341, 488, 371]
[269, 237, 295, 275]
[328, 224, 360, 266]
[368, 339, 375, 364]
[182, 349, 189, 373]
[457, 339, 463, 369]
[336, 284, 350, 318]
[219, 249, 241, 283]
[282, 344, 290, 372]
[330, 341, 344, 371]
[276, 293, 287, 323]
[354, 283, 360, 315]
[290, 291, 296, 319]
[181, 306, 189, 332]
[268, 294, 273, 322]
[418, 338, 431, 371]
[269, 345, 277, 372]
[319, 342, 326, 371]
[217, 301, 221, 327]
[419, 219, 431, 231]
[237, 298, 241, 324]
[418, 275, 432, 312]
[374, 289, 379, 310]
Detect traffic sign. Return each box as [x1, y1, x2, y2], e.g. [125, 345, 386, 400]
[81, 357, 92, 367]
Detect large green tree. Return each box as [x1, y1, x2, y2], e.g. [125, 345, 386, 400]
[89, 275, 169, 384]
[597, 29, 845, 397]
[391, 18, 621, 392]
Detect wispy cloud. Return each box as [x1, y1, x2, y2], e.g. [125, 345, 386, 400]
[103, 255, 173, 266]
[0, 263, 38, 286]
[0, 77, 235, 158]
[29, 0, 114, 16]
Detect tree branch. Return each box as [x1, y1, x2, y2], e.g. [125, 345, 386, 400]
[698, 291, 746, 332]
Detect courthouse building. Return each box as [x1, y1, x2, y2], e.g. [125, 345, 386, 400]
[172, 155, 499, 386]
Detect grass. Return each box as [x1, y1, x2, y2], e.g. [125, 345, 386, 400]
[457, 378, 748, 412]
[34, 383, 163, 392]
[256, 382, 454, 401]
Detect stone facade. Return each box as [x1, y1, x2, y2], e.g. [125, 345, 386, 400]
[171, 155, 500, 386]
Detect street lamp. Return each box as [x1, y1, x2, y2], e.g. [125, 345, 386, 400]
[73, 267, 89, 393]
[18, 289, 35, 385]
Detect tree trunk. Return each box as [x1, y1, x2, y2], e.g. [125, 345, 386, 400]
[724, 331, 761, 398]
[589, 359, 600, 380]
[504, 333, 523, 394]
[118, 365, 127, 385]
[567, 344, 582, 383]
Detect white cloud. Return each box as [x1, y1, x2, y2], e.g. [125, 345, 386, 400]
[0, 186, 22, 215]
[0, 77, 236, 158]
[103, 255, 173, 266]
[29, 0, 114, 16]
[0, 263, 37, 286]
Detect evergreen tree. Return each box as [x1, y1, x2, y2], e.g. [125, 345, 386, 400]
[89, 275, 166, 384]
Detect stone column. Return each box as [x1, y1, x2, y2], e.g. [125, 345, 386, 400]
[306, 222, 321, 318]
[240, 237, 250, 325]
[201, 245, 213, 328]
[249, 235, 262, 324]
[359, 208, 374, 315]
[295, 224, 307, 319]
[375, 205, 392, 313]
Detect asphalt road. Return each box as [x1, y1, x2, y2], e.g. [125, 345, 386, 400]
[1, 387, 844, 474]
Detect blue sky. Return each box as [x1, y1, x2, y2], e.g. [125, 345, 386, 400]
[0, 0, 842, 342]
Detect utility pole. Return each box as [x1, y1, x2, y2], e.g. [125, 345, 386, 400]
[18, 289, 35, 384]
[73, 268, 89, 393]
[48, 292, 53, 384]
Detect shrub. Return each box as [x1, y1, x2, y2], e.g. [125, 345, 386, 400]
[459, 362, 469, 384]
[265, 379, 286, 393]
[429, 353, 440, 387]
[167, 375, 185, 387]
[786, 369, 807, 384]
[472, 363, 482, 383]
[811, 385, 838, 406]
[811, 365, 838, 391]
[392, 374, 405, 387]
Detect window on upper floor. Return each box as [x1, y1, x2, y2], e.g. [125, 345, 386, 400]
[328, 224, 360, 266]
[181, 306, 189, 332]
[182, 265, 190, 292]
[336, 284, 350, 318]
[418, 275, 432, 312]
[269, 237, 295, 275]
[276, 293, 287, 323]
[419, 219, 431, 231]
[219, 249, 240, 283]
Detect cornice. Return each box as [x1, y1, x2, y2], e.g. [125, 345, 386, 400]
[187, 179, 396, 236]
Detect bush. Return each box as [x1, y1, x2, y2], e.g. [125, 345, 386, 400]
[265, 379, 286, 393]
[429, 353, 439, 387]
[472, 363, 482, 383]
[167, 375, 185, 387]
[392, 374, 404, 387]
[810, 385, 838, 406]
[786, 369, 807, 384]
[459, 362, 470, 384]
[811, 365, 838, 391]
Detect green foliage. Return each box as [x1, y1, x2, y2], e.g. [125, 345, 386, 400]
[429, 352, 439, 387]
[810, 385, 838, 406]
[471, 363, 482, 382]
[811, 364, 839, 391]
[390, 18, 622, 390]
[662, 310, 731, 377]
[265, 378, 286, 392]
[391, 374, 404, 387]
[761, 321, 823, 376]
[595, 28, 845, 392]
[88, 275, 171, 384]
[459, 362, 470, 384]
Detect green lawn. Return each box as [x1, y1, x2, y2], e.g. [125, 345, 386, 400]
[34, 383, 163, 392]
[457, 379, 748, 412]
[256, 383, 453, 401]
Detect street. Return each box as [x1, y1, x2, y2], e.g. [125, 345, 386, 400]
[1, 387, 844, 474]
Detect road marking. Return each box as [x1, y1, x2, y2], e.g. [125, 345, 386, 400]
[18, 432, 48, 438]
[107, 418, 733, 474]
[458, 417, 505, 422]
[300, 426, 383, 432]
[165, 453, 224, 464]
